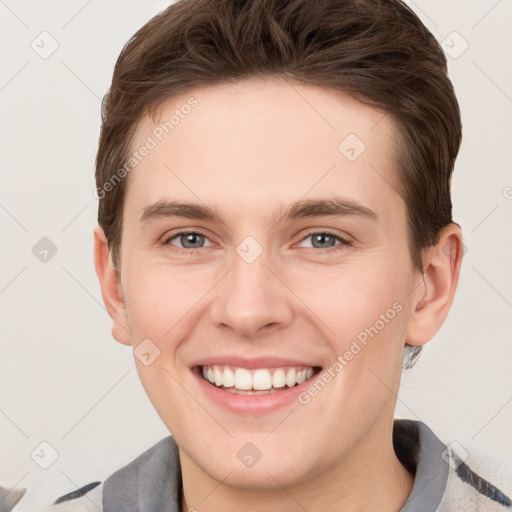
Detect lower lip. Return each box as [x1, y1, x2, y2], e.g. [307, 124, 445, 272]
[193, 368, 318, 415]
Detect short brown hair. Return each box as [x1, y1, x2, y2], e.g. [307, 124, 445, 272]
[95, 0, 462, 365]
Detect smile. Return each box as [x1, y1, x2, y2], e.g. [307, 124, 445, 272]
[198, 364, 321, 395]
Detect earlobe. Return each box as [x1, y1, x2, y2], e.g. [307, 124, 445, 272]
[93, 225, 132, 346]
[405, 223, 463, 347]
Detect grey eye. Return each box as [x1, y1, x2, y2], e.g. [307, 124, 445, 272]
[166, 232, 213, 249]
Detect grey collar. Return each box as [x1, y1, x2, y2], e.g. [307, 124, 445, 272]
[396, 420, 449, 511]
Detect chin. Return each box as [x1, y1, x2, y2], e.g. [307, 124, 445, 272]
[197, 449, 319, 490]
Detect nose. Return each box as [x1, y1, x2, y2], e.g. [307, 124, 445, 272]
[209, 248, 294, 338]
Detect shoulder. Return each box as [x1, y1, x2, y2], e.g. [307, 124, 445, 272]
[438, 441, 512, 511]
[2, 436, 176, 512]
[0, 481, 103, 512]
[48, 435, 177, 512]
[395, 419, 512, 512]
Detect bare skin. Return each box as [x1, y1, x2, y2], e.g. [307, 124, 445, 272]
[94, 77, 463, 511]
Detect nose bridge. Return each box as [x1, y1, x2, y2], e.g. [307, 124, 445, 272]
[209, 239, 293, 336]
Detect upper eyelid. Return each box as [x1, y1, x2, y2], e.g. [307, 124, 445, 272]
[164, 229, 214, 242]
[164, 230, 216, 247]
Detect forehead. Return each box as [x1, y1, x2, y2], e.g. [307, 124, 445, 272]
[124, 77, 403, 224]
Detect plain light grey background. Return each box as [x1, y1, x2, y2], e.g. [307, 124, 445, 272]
[1, 0, 511, 505]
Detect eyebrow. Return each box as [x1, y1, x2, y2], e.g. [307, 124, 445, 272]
[139, 197, 378, 225]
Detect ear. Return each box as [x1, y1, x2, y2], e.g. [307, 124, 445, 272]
[405, 223, 463, 346]
[93, 225, 131, 346]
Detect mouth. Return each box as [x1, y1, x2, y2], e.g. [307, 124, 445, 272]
[195, 364, 322, 395]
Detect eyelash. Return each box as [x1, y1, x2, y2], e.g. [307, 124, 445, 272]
[162, 229, 353, 255]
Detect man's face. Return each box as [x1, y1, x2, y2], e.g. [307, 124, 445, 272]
[116, 78, 421, 487]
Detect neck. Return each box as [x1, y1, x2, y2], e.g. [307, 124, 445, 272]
[179, 419, 414, 512]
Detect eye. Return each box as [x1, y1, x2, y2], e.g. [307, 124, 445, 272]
[297, 230, 353, 252]
[162, 229, 352, 254]
[164, 231, 214, 250]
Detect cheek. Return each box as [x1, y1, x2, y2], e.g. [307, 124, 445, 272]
[122, 264, 200, 419]
[123, 262, 214, 340]
[292, 262, 409, 345]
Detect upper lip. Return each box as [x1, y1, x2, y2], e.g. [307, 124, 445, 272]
[192, 356, 322, 370]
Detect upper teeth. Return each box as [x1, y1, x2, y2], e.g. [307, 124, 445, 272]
[201, 365, 315, 391]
